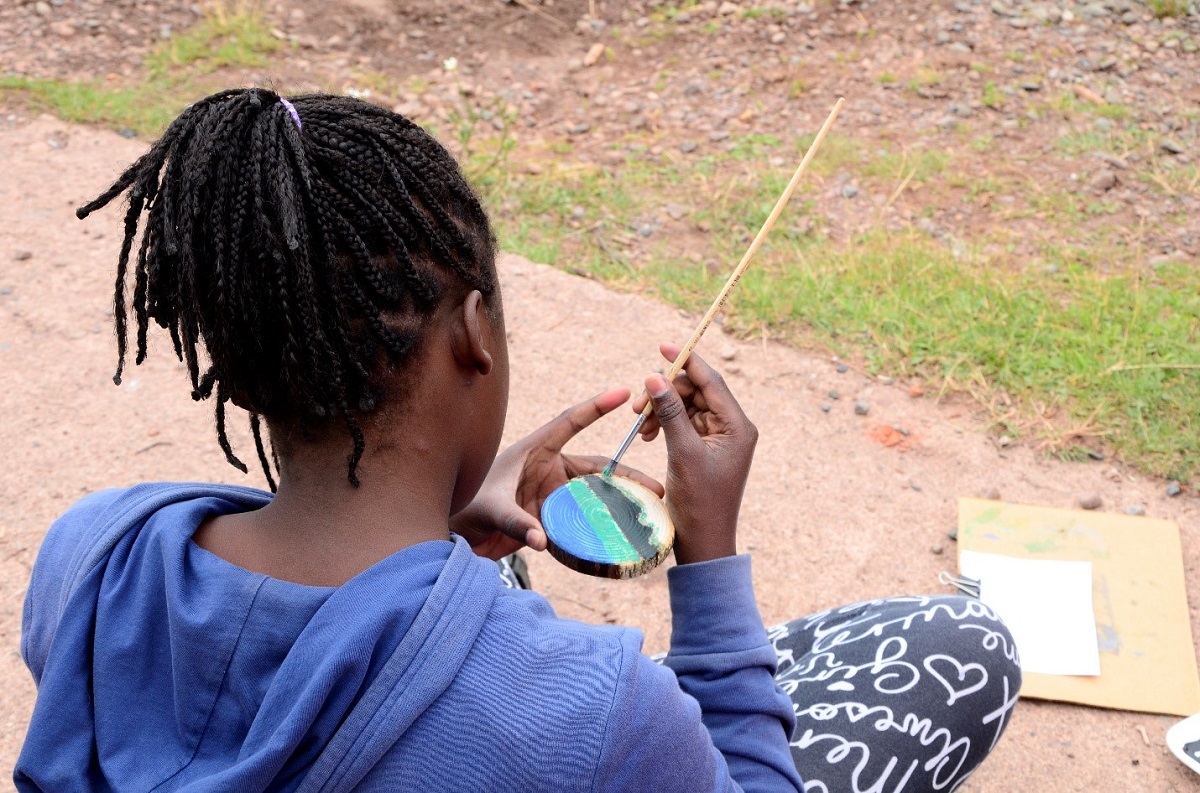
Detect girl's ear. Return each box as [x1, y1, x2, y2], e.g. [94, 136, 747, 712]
[451, 290, 494, 375]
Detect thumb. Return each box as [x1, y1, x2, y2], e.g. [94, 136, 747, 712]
[646, 374, 697, 454]
[498, 506, 547, 552]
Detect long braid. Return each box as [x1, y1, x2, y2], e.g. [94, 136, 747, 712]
[78, 89, 498, 487]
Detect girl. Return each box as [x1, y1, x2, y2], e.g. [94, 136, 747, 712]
[17, 90, 1020, 792]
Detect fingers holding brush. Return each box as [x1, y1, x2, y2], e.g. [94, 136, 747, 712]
[635, 343, 720, 442]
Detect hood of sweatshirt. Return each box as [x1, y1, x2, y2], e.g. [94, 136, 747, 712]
[17, 483, 498, 793]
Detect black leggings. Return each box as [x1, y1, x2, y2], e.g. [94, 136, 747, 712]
[497, 561, 1020, 793]
[770, 596, 1020, 792]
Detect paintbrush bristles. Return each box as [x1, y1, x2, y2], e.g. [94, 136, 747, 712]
[634, 96, 846, 420]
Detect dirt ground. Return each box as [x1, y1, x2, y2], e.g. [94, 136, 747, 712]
[2, 0, 1200, 789]
[1, 113, 1198, 790]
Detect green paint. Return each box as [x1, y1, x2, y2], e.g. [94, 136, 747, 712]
[566, 478, 639, 563]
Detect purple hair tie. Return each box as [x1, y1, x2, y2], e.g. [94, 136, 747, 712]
[279, 97, 302, 130]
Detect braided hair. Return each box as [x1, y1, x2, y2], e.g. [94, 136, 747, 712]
[78, 89, 498, 488]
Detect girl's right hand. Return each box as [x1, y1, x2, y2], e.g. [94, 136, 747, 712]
[636, 343, 758, 566]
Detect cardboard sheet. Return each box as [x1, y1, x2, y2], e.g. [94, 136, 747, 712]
[957, 498, 1200, 716]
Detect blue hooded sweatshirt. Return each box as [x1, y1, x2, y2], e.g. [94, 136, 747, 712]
[17, 483, 802, 792]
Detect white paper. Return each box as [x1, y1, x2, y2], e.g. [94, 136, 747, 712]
[959, 551, 1101, 677]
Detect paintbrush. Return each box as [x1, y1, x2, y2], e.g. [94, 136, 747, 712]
[602, 96, 846, 476]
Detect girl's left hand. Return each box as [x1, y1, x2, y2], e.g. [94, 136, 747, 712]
[451, 388, 664, 561]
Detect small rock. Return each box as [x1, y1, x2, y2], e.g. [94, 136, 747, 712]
[679, 140, 698, 153]
[50, 20, 74, 36]
[910, 482, 922, 492]
[12, 250, 32, 261]
[1021, 82, 1042, 92]
[820, 403, 832, 413]
[1160, 139, 1184, 156]
[725, 364, 742, 375]
[117, 128, 137, 139]
[708, 130, 730, 142]
[841, 184, 859, 198]
[583, 42, 605, 67]
[827, 389, 840, 401]
[853, 400, 870, 416]
[835, 362, 849, 373]
[666, 203, 688, 220]
[1096, 152, 1129, 170]
[1090, 169, 1117, 193]
[567, 123, 591, 135]
[34, 1, 51, 15]
[931, 543, 944, 555]
[637, 224, 653, 238]
[1078, 492, 1103, 510]
[720, 346, 737, 361]
[947, 527, 959, 541]
[997, 434, 1012, 448]
[1122, 504, 1146, 516]
[1166, 481, 1182, 497]
[45, 132, 68, 150]
[718, 1, 740, 15]
[878, 375, 895, 385]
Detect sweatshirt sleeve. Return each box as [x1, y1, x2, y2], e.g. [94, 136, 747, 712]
[591, 555, 803, 792]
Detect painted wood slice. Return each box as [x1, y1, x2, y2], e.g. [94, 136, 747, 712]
[540, 474, 674, 579]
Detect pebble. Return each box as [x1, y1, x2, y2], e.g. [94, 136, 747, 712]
[583, 42, 605, 67]
[931, 543, 944, 555]
[947, 527, 959, 541]
[1166, 481, 1182, 497]
[1090, 169, 1117, 193]
[12, 250, 32, 261]
[853, 400, 870, 416]
[841, 184, 859, 198]
[679, 141, 698, 153]
[820, 403, 832, 412]
[1122, 504, 1146, 516]
[708, 130, 731, 142]
[720, 346, 737, 361]
[718, 1, 740, 15]
[835, 362, 849, 373]
[34, 1, 51, 15]
[567, 123, 590, 135]
[666, 203, 688, 220]
[1160, 139, 1184, 155]
[1078, 492, 1103, 510]
[827, 389, 840, 400]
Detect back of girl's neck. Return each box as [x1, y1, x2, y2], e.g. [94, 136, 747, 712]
[194, 465, 455, 587]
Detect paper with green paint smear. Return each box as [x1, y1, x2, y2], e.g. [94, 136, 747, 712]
[957, 497, 1200, 717]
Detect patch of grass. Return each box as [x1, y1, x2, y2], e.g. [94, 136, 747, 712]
[0, 76, 177, 135]
[982, 81, 1002, 109]
[1149, 0, 1190, 17]
[906, 68, 943, 93]
[145, 0, 280, 79]
[739, 7, 785, 19]
[481, 143, 1200, 480]
[878, 72, 898, 85]
[0, 0, 281, 136]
